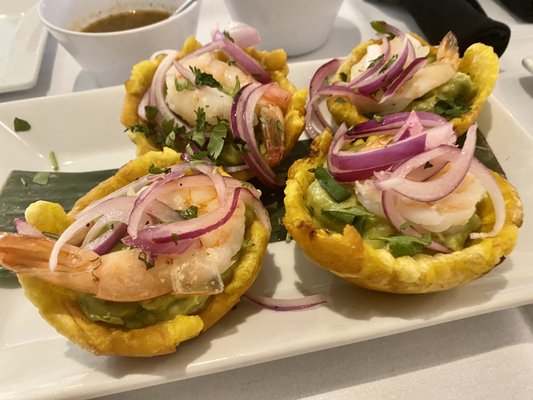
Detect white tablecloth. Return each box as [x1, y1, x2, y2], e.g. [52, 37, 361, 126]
[1, 0, 532, 399]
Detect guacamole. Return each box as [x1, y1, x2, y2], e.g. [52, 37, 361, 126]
[408, 72, 477, 119]
[306, 173, 481, 257]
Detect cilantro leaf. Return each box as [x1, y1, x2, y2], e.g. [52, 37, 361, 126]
[207, 120, 228, 161]
[314, 166, 351, 202]
[178, 205, 198, 220]
[148, 164, 170, 174]
[32, 172, 50, 186]
[370, 20, 396, 39]
[144, 105, 158, 122]
[370, 233, 432, 257]
[434, 98, 471, 120]
[191, 66, 222, 89]
[14, 117, 31, 132]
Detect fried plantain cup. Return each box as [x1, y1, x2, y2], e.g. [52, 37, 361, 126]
[327, 34, 499, 136]
[283, 131, 523, 294]
[17, 148, 270, 356]
[120, 35, 307, 176]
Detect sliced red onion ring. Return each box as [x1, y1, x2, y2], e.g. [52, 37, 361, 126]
[346, 111, 447, 137]
[172, 60, 196, 83]
[355, 37, 410, 95]
[348, 38, 391, 88]
[85, 223, 127, 255]
[213, 22, 262, 48]
[375, 124, 477, 201]
[328, 120, 455, 182]
[49, 196, 136, 271]
[231, 83, 282, 188]
[245, 293, 327, 311]
[305, 58, 342, 137]
[380, 57, 427, 103]
[381, 189, 451, 253]
[14, 218, 44, 238]
[217, 33, 272, 84]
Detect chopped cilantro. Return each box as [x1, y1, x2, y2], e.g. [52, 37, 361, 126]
[379, 54, 398, 73]
[171, 233, 179, 244]
[230, 75, 241, 97]
[335, 97, 347, 103]
[423, 161, 433, 169]
[370, 20, 396, 39]
[207, 120, 228, 160]
[314, 166, 351, 202]
[339, 72, 348, 82]
[370, 233, 432, 257]
[32, 172, 50, 186]
[178, 205, 198, 220]
[223, 30, 235, 42]
[322, 206, 373, 225]
[14, 117, 31, 132]
[138, 251, 155, 269]
[144, 105, 158, 121]
[434, 98, 471, 120]
[367, 54, 385, 68]
[191, 66, 222, 89]
[49, 151, 59, 171]
[148, 164, 170, 174]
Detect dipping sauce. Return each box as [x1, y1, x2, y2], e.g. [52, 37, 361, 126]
[81, 10, 171, 33]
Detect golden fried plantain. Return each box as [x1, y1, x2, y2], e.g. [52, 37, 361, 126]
[283, 131, 523, 294]
[18, 148, 270, 356]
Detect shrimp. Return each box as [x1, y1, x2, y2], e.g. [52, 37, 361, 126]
[378, 32, 460, 113]
[0, 186, 247, 303]
[165, 52, 291, 165]
[356, 171, 486, 233]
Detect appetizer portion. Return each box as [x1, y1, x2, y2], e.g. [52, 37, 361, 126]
[306, 21, 499, 137]
[121, 23, 307, 188]
[284, 112, 523, 293]
[0, 149, 271, 356]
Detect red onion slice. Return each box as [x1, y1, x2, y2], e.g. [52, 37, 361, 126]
[14, 218, 44, 238]
[214, 22, 262, 48]
[217, 33, 271, 84]
[348, 38, 391, 88]
[380, 57, 427, 103]
[49, 196, 136, 271]
[231, 83, 282, 188]
[356, 36, 410, 95]
[245, 293, 327, 311]
[347, 111, 447, 137]
[328, 119, 455, 182]
[375, 124, 477, 201]
[381, 189, 451, 253]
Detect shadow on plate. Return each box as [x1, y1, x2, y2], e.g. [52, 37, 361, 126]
[519, 76, 533, 98]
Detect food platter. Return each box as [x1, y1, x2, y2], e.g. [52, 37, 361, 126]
[0, 59, 531, 400]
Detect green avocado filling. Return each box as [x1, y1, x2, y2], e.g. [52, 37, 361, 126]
[76, 292, 210, 329]
[75, 260, 240, 329]
[306, 170, 482, 257]
[75, 206, 256, 329]
[406, 72, 477, 120]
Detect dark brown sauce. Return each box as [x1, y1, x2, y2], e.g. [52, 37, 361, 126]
[81, 10, 171, 33]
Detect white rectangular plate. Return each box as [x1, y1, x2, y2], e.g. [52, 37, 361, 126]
[0, 60, 532, 400]
[0, 0, 47, 94]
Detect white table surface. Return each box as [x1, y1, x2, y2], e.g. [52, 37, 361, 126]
[1, 0, 533, 399]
